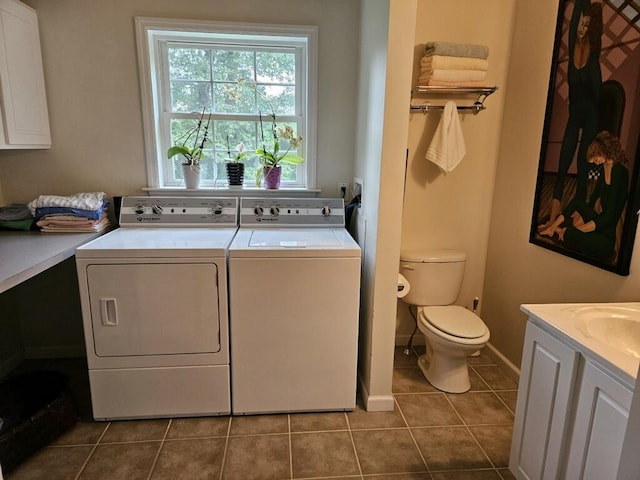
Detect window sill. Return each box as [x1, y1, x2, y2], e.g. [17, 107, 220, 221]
[143, 187, 323, 198]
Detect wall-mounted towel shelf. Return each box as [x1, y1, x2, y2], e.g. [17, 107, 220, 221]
[410, 86, 498, 115]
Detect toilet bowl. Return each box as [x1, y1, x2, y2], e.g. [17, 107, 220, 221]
[399, 249, 491, 393]
[417, 305, 490, 393]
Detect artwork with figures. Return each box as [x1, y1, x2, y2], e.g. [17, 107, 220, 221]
[530, 0, 640, 275]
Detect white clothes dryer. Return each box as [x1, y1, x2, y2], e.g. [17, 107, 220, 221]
[229, 197, 361, 414]
[75, 197, 237, 420]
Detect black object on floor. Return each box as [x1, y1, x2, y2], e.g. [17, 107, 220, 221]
[0, 371, 77, 475]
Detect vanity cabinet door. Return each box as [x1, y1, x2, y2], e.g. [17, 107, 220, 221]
[0, 0, 51, 148]
[564, 360, 632, 479]
[510, 321, 580, 480]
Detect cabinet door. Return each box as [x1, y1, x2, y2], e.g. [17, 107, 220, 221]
[564, 361, 632, 479]
[0, 0, 51, 147]
[510, 321, 580, 480]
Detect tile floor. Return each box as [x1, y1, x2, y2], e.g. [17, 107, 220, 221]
[5, 346, 518, 480]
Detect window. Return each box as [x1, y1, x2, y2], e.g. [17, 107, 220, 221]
[135, 17, 317, 189]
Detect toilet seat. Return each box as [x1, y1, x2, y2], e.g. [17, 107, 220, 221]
[420, 306, 488, 339]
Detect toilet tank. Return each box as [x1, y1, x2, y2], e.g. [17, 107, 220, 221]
[399, 249, 466, 306]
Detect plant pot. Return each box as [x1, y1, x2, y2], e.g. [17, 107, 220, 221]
[182, 163, 201, 189]
[263, 165, 282, 189]
[226, 162, 245, 187]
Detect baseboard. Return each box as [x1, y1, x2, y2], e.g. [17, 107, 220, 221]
[485, 342, 520, 382]
[395, 334, 425, 347]
[23, 345, 87, 359]
[0, 350, 25, 377]
[357, 374, 394, 412]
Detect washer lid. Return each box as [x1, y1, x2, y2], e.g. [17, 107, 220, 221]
[421, 305, 487, 339]
[400, 249, 466, 262]
[249, 229, 343, 248]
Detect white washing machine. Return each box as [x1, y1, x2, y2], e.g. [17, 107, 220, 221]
[75, 197, 238, 420]
[229, 197, 361, 414]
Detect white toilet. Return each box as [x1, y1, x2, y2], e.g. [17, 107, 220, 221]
[399, 249, 490, 393]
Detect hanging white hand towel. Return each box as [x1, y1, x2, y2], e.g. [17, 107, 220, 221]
[425, 101, 466, 173]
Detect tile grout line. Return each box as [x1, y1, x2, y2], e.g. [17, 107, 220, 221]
[444, 388, 503, 476]
[73, 421, 111, 480]
[392, 394, 431, 477]
[288, 414, 294, 480]
[343, 410, 364, 479]
[443, 390, 503, 474]
[218, 417, 233, 480]
[145, 419, 172, 480]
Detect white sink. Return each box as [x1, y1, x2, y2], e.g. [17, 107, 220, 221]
[573, 305, 640, 359]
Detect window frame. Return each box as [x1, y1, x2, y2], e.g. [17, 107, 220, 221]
[134, 16, 318, 190]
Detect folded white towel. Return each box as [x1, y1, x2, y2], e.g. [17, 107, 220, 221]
[419, 79, 487, 88]
[419, 68, 487, 83]
[425, 101, 466, 173]
[28, 192, 106, 215]
[421, 55, 489, 72]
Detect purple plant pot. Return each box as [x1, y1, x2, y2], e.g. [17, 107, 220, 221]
[263, 166, 282, 189]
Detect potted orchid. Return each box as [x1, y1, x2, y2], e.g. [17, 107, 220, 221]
[256, 112, 304, 189]
[167, 108, 211, 189]
[225, 135, 250, 187]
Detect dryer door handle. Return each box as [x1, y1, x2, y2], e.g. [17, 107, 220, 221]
[100, 298, 118, 326]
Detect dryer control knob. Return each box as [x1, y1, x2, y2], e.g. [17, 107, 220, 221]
[152, 204, 163, 215]
[270, 206, 280, 216]
[321, 206, 331, 216]
[213, 205, 224, 215]
[254, 206, 264, 216]
[135, 207, 145, 215]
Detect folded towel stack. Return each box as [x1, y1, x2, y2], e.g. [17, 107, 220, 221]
[419, 41, 489, 87]
[0, 204, 34, 231]
[28, 192, 111, 233]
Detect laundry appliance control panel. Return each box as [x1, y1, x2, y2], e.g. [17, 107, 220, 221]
[239, 197, 345, 227]
[119, 196, 238, 227]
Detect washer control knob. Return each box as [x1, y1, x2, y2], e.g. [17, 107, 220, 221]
[135, 206, 145, 215]
[152, 204, 163, 215]
[270, 206, 280, 216]
[254, 205, 264, 216]
[213, 205, 224, 215]
[321, 206, 331, 216]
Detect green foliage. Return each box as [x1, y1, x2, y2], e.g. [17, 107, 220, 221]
[166, 44, 302, 185]
[167, 109, 211, 166]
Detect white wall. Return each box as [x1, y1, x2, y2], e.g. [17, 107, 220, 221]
[397, 0, 516, 345]
[0, 0, 360, 202]
[354, 0, 416, 411]
[483, 0, 640, 368]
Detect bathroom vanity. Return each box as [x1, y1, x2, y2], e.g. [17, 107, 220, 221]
[510, 302, 640, 480]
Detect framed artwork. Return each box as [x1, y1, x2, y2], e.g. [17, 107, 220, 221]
[530, 0, 640, 275]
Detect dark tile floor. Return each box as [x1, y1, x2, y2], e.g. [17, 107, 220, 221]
[5, 347, 517, 479]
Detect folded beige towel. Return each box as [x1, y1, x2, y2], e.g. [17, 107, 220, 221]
[419, 69, 487, 83]
[419, 79, 488, 87]
[421, 55, 488, 72]
[425, 101, 466, 173]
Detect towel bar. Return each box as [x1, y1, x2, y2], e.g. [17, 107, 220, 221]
[409, 86, 497, 115]
[410, 101, 485, 115]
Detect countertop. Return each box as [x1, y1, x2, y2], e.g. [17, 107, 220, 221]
[0, 230, 106, 294]
[521, 302, 640, 388]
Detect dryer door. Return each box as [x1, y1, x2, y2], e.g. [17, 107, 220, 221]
[86, 262, 220, 356]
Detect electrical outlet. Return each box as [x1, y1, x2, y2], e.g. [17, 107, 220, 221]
[337, 182, 349, 198]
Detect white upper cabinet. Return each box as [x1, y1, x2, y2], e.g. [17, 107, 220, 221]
[0, 0, 50, 148]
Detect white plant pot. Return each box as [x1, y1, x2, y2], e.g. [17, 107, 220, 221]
[182, 164, 201, 189]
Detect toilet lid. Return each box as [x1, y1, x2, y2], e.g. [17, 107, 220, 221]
[421, 306, 487, 339]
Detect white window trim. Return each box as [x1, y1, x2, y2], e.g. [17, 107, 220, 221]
[134, 16, 318, 190]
